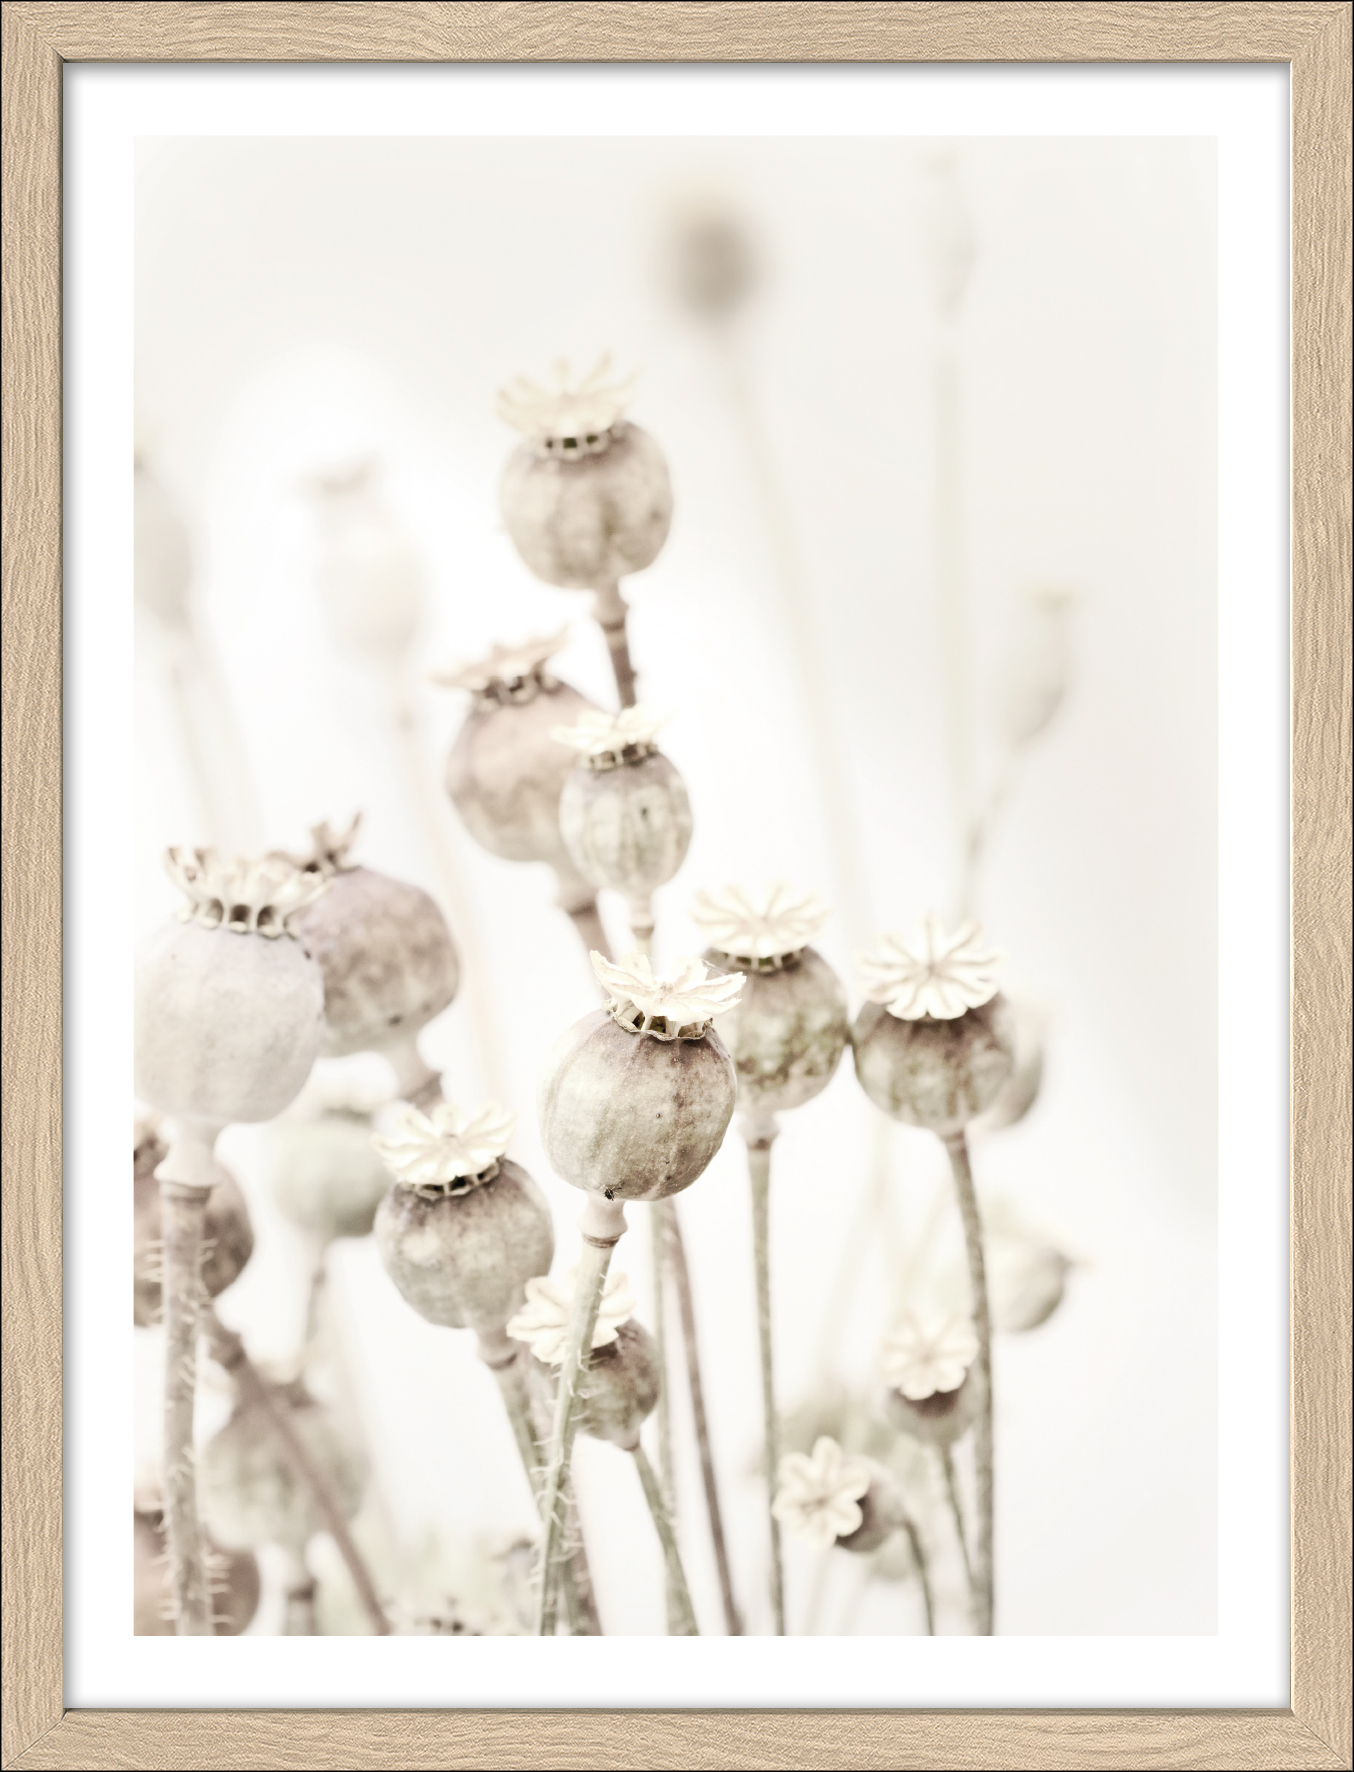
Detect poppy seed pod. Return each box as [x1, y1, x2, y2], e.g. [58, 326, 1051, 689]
[437, 631, 601, 911]
[555, 708, 692, 933]
[529, 1318, 660, 1453]
[538, 952, 742, 1205]
[200, 1379, 367, 1556]
[498, 358, 672, 593]
[884, 1370, 981, 1447]
[269, 1103, 392, 1244]
[372, 1102, 554, 1345]
[135, 851, 328, 1163]
[133, 1116, 253, 1325]
[853, 916, 1015, 1137]
[134, 1504, 260, 1636]
[835, 1458, 909, 1555]
[693, 883, 848, 1117]
[285, 816, 459, 1065]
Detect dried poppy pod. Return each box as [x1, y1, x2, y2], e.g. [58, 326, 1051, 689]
[200, 1374, 367, 1558]
[436, 630, 601, 916]
[135, 850, 328, 1169]
[269, 1079, 393, 1245]
[372, 1101, 554, 1362]
[285, 815, 459, 1102]
[133, 1114, 253, 1326]
[692, 882, 848, 1118]
[539, 951, 741, 1207]
[134, 1500, 260, 1636]
[853, 916, 1015, 1137]
[555, 707, 692, 946]
[878, 1309, 982, 1448]
[512, 1270, 659, 1453]
[773, 1436, 906, 1556]
[497, 356, 672, 596]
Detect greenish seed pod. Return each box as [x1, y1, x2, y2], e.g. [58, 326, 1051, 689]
[852, 996, 1016, 1137]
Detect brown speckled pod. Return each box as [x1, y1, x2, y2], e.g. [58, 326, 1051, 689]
[704, 946, 848, 1117]
[835, 1458, 908, 1555]
[882, 1371, 980, 1447]
[200, 1382, 366, 1555]
[852, 996, 1016, 1137]
[559, 751, 692, 907]
[134, 1506, 260, 1635]
[445, 675, 598, 907]
[528, 1317, 660, 1452]
[292, 865, 459, 1059]
[500, 422, 672, 591]
[269, 1111, 391, 1243]
[374, 1157, 554, 1334]
[134, 1125, 253, 1326]
[538, 1009, 736, 1203]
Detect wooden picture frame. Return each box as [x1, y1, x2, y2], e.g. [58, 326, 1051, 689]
[2, 4, 1349, 1766]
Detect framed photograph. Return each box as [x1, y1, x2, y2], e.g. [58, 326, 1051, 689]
[3, 4, 1349, 1768]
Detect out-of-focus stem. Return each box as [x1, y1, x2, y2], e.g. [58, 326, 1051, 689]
[206, 1310, 391, 1635]
[648, 1203, 680, 1634]
[384, 1027, 443, 1111]
[944, 1130, 993, 1634]
[660, 1201, 742, 1636]
[938, 1442, 974, 1593]
[813, 1115, 892, 1390]
[593, 581, 637, 709]
[304, 1236, 328, 1347]
[382, 664, 507, 1103]
[565, 896, 612, 966]
[535, 1218, 620, 1635]
[935, 329, 974, 909]
[625, 897, 655, 958]
[160, 1180, 212, 1634]
[631, 1444, 699, 1635]
[281, 1549, 317, 1636]
[902, 1517, 937, 1637]
[745, 1120, 785, 1635]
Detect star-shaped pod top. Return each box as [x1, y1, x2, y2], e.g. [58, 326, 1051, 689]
[771, 1436, 871, 1551]
[497, 354, 638, 457]
[857, 914, 1004, 1020]
[431, 628, 569, 700]
[551, 704, 668, 770]
[592, 950, 744, 1041]
[879, 1308, 980, 1400]
[164, 847, 329, 939]
[372, 1100, 515, 1198]
[504, 1265, 636, 1366]
[691, 880, 831, 965]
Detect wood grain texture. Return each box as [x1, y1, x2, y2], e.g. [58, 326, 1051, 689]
[1, 2, 1350, 1770]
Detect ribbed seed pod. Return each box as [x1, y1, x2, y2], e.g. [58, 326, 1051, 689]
[704, 945, 848, 1117]
[528, 1317, 660, 1453]
[270, 1107, 392, 1243]
[853, 997, 1015, 1137]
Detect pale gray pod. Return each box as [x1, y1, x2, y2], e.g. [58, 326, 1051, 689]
[445, 675, 598, 901]
[537, 1009, 736, 1203]
[852, 996, 1016, 1137]
[499, 421, 672, 591]
[270, 1111, 391, 1243]
[528, 1317, 660, 1451]
[374, 1157, 554, 1334]
[200, 1385, 366, 1555]
[134, 919, 325, 1126]
[559, 751, 692, 904]
[704, 946, 849, 1117]
[291, 865, 459, 1059]
[882, 1371, 980, 1448]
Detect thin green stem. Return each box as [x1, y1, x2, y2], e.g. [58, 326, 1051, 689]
[535, 1234, 616, 1634]
[160, 1181, 212, 1634]
[938, 1442, 974, 1593]
[944, 1130, 993, 1633]
[661, 1201, 742, 1635]
[746, 1127, 785, 1634]
[631, 1445, 699, 1635]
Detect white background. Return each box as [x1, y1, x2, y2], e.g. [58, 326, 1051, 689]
[65, 63, 1288, 1707]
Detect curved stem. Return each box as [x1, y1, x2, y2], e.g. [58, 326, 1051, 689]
[938, 1442, 974, 1593]
[565, 896, 612, 966]
[206, 1310, 391, 1635]
[160, 1180, 212, 1634]
[746, 1125, 785, 1634]
[944, 1130, 994, 1633]
[902, 1517, 937, 1638]
[535, 1227, 619, 1634]
[631, 1444, 699, 1635]
[661, 1201, 742, 1635]
[384, 1027, 443, 1110]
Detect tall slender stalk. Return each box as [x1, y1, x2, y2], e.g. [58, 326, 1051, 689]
[631, 1445, 699, 1635]
[206, 1311, 391, 1635]
[944, 1130, 993, 1633]
[745, 1122, 785, 1634]
[649, 1203, 680, 1634]
[160, 1181, 212, 1634]
[565, 897, 611, 965]
[902, 1518, 937, 1637]
[938, 1442, 974, 1593]
[593, 581, 638, 709]
[535, 1221, 620, 1634]
[660, 1201, 742, 1635]
[281, 1550, 317, 1636]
